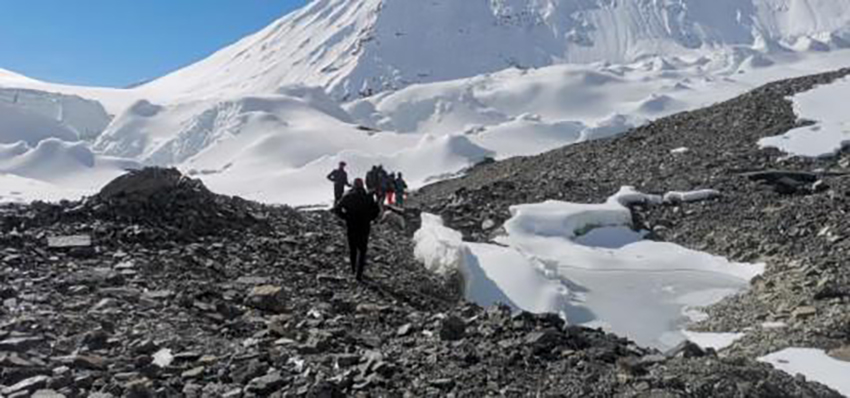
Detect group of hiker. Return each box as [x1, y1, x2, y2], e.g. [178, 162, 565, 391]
[326, 162, 408, 206]
[326, 161, 409, 281]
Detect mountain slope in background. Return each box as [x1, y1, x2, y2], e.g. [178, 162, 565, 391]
[139, 0, 850, 101]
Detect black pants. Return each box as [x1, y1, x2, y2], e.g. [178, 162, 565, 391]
[334, 185, 345, 204]
[346, 224, 370, 280]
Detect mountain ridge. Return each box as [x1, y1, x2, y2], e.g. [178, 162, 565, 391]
[137, 0, 850, 101]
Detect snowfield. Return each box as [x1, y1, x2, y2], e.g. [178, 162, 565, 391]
[414, 187, 765, 350]
[3, 51, 850, 206]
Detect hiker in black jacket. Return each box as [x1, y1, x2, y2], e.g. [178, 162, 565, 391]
[327, 161, 351, 204]
[333, 178, 380, 281]
[376, 165, 389, 205]
[365, 166, 379, 198]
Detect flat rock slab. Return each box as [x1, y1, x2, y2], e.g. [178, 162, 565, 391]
[1, 375, 49, 395]
[47, 235, 92, 248]
[0, 336, 44, 352]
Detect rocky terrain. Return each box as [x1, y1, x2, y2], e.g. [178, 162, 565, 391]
[0, 167, 842, 397]
[412, 68, 850, 363]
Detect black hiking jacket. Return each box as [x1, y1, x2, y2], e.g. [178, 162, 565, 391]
[327, 169, 349, 187]
[334, 188, 380, 227]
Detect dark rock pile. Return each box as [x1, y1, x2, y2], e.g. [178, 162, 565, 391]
[1, 168, 269, 245]
[412, 68, 850, 360]
[88, 167, 268, 240]
[1, 169, 840, 396]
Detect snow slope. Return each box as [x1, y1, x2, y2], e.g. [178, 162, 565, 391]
[139, 0, 850, 101]
[414, 188, 764, 349]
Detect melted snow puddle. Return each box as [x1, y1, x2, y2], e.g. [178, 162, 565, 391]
[414, 187, 763, 350]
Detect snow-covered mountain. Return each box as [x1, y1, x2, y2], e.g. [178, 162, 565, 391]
[140, 0, 850, 101]
[2, 0, 850, 205]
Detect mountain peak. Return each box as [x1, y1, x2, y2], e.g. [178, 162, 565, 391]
[140, 0, 850, 101]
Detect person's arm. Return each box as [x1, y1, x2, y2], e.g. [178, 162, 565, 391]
[327, 171, 336, 183]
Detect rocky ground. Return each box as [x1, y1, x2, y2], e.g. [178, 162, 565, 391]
[0, 168, 842, 397]
[412, 68, 850, 363]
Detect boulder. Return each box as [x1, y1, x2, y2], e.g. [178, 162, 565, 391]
[246, 285, 287, 313]
[246, 372, 287, 395]
[665, 341, 706, 359]
[439, 315, 466, 341]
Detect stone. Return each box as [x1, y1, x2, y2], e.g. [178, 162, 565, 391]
[81, 329, 111, 350]
[439, 316, 466, 341]
[173, 351, 203, 362]
[246, 372, 287, 394]
[113, 260, 136, 271]
[231, 359, 268, 384]
[47, 235, 91, 248]
[0, 287, 17, 300]
[130, 339, 159, 356]
[182, 366, 205, 379]
[397, 323, 413, 337]
[55, 354, 107, 370]
[792, 306, 818, 319]
[246, 285, 287, 313]
[298, 332, 332, 354]
[0, 352, 34, 367]
[142, 290, 174, 300]
[664, 341, 706, 359]
[525, 329, 562, 354]
[98, 167, 183, 200]
[1, 375, 49, 395]
[335, 354, 361, 368]
[124, 378, 154, 398]
[430, 378, 455, 390]
[0, 336, 43, 352]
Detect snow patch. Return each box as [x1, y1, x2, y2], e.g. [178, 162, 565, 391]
[759, 76, 850, 157]
[663, 190, 721, 204]
[413, 213, 568, 315]
[760, 348, 850, 397]
[682, 331, 745, 350]
[415, 187, 763, 349]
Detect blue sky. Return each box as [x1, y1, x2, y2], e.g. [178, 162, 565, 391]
[0, 1, 306, 87]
